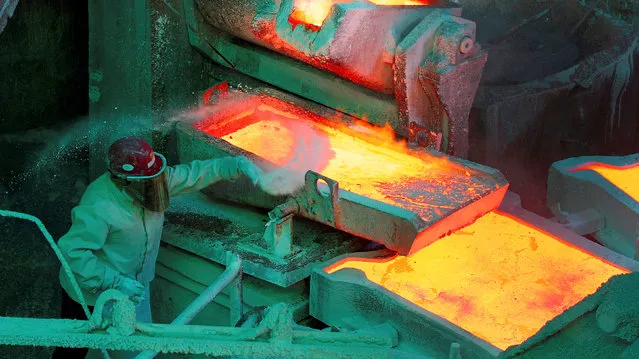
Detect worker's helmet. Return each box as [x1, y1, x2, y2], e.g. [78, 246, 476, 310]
[108, 137, 164, 178]
[107, 137, 169, 212]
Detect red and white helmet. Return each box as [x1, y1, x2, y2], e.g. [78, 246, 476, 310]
[107, 137, 166, 179]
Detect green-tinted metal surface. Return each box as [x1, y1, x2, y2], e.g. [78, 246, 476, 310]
[547, 154, 639, 259]
[0, 317, 400, 358]
[153, 243, 310, 326]
[160, 192, 369, 287]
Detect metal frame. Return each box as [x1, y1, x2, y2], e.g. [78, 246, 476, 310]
[0, 287, 406, 359]
[0, 251, 408, 359]
[547, 154, 639, 259]
[0, 316, 405, 358]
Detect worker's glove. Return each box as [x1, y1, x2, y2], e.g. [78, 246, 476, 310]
[113, 276, 145, 304]
[236, 156, 263, 186]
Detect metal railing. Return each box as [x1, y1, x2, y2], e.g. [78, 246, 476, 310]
[135, 252, 243, 359]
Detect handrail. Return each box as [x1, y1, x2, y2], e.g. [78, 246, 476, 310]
[135, 252, 243, 359]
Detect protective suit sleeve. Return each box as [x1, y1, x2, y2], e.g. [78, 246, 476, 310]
[167, 157, 242, 197]
[57, 205, 120, 294]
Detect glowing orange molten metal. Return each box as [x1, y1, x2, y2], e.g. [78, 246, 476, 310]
[369, 0, 433, 5]
[290, 0, 338, 28]
[572, 162, 639, 202]
[326, 211, 629, 350]
[289, 0, 433, 29]
[208, 103, 490, 223]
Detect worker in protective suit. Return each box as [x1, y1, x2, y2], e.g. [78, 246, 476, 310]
[51, 136, 262, 358]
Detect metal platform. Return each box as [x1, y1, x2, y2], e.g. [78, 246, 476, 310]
[162, 192, 369, 287]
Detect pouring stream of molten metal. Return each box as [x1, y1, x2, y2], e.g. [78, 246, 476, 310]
[572, 162, 639, 202]
[326, 211, 629, 350]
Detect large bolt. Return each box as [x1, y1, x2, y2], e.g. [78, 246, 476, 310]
[459, 36, 474, 54]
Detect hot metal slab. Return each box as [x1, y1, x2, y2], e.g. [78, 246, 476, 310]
[175, 90, 508, 255]
[310, 192, 635, 358]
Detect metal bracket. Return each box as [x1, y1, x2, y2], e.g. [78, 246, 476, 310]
[303, 171, 339, 226]
[409, 122, 443, 152]
[449, 342, 462, 359]
[264, 213, 294, 258]
[263, 199, 300, 258]
[551, 207, 605, 236]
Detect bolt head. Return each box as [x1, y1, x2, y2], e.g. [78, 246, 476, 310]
[459, 36, 474, 54]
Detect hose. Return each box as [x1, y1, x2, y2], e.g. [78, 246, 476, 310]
[0, 209, 110, 359]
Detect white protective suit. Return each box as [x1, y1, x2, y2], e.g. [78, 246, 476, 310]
[58, 157, 247, 310]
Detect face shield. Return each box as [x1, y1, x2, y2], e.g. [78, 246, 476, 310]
[110, 153, 170, 212]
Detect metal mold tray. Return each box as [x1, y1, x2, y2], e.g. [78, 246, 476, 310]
[310, 195, 635, 357]
[175, 91, 508, 255]
[547, 154, 639, 259]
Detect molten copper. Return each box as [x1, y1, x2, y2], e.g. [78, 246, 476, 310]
[369, 0, 434, 4]
[200, 102, 494, 224]
[325, 211, 628, 350]
[289, 0, 434, 28]
[571, 162, 639, 202]
[289, 0, 341, 27]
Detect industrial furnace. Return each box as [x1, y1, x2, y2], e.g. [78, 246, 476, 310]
[0, 1, 639, 359]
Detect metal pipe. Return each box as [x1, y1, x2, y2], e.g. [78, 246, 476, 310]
[0, 210, 91, 317]
[228, 263, 243, 327]
[294, 329, 397, 347]
[136, 252, 243, 359]
[0, 209, 111, 359]
[269, 198, 300, 219]
[173, 252, 242, 325]
[0, 316, 411, 358]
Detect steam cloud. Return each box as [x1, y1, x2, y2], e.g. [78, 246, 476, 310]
[255, 113, 336, 196]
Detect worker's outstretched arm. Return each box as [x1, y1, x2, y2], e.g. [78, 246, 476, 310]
[57, 205, 121, 295]
[167, 156, 261, 197]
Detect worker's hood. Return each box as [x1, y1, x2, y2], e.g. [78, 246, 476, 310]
[110, 153, 170, 212]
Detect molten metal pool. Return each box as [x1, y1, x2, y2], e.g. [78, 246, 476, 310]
[290, 0, 435, 27]
[325, 211, 629, 350]
[571, 162, 639, 202]
[198, 101, 498, 225]
[192, 93, 506, 254]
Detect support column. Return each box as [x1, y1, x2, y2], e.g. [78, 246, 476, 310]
[88, 0, 152, 179]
